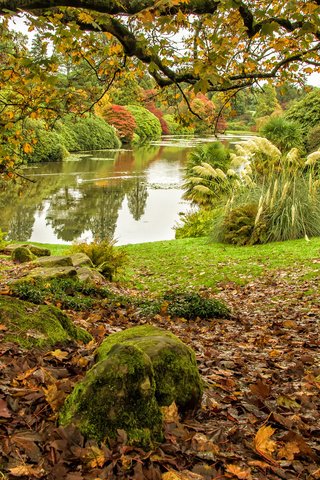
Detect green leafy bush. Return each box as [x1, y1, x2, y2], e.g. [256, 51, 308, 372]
[56, 115, 121, 151]
[23, 119, 67, 163]
[285, 88, 320, 136]
[260, 116, 303, 153]
[163, 114, 194, 135]
[163, 291, 231, 320]
[126, 105, 162, 143]
[306, 125, 320, 153]
[70, 238, 127, 280]
[175, 209, 217, 239]
[0, 228, 8, 250]
[186, 142, 230, 174]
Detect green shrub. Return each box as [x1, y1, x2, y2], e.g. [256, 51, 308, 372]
[163, 291, 231, 319]
[217, 203, 267, 246]
[56, 115, 121, 151]
[175, 208, 217, 239]
[126, 105, 162, 143]
[186, 142, 230, 174]
[69, 238, 127, 280]
[285, 88, 320, 135]
[163, 114, 194, 135]
[23, 119, 67, 163]
[260, 116, 303, 153]
[306, 124, 320, 153]
[0, 228, 8, 250]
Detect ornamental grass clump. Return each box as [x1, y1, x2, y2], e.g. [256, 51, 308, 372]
[182, 136, 320, 245]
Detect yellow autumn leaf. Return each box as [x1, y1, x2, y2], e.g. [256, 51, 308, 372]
[85, 445, 107, 468]
[226, 464, 252, 479]
[23, 143, 33, 154]
[277, 441, 300, 460]
[161, 401, 180, 423]
[47, 349, 69, 360]
[254, 425, 277, 459]
[9, 465, 45, 478]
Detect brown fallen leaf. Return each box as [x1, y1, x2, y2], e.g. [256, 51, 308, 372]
[225, 464, 252, 479]
[9, 465, 45, 478]
[250, 379, 271, 399]
[0, 398, 11, 418]
[161, 402, 180, 423]
[162, 471, 203, 480]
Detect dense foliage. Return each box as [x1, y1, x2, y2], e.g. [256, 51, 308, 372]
[260, 116, 303, 153]
[126, 105, 162, 144]
[285, 89, 320, 136]
[95, 103, 137, 144]
[1, 1, 320, 175]
[56, 115, 121, 151]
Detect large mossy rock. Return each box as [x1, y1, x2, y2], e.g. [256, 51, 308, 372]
[96, 325, 203, 411]
[4, 244, 51, 257]
[60, 326, 202, 447]
[0, 296, 92, 348]
[60, 344, 163, 447]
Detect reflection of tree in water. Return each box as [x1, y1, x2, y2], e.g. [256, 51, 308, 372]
[46, 186, 86, 241]
[7, 207, 36, 241]
[88, 186, 125, 241]
[46, 181, 126, 242]
[127, 178, 148, 221]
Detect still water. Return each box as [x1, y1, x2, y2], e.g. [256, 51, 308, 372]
[0, 135, 247, 245]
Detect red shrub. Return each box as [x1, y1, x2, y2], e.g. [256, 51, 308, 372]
[100, 104, 137, 144]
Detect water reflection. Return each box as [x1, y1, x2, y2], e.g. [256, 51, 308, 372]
[0, 142, 190, 244]
[0, 135, 246, 245]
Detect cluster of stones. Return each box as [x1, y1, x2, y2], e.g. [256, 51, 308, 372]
[5, 244, 105, 284]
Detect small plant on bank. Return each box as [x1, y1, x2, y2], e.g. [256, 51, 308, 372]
[0, 228, 8, 251]
[163, 291, 231, 320]
[70, 238, 127, 280]
[11, 278, 111, 310]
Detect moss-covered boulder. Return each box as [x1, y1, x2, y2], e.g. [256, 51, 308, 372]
[0, 296, 91, 348]
[11, 247, 36, 263]
[60, 344, 163, 447]
[60, 326, 202, 447]
[96, 325, 203, 411]
[4, 244, 51, 257]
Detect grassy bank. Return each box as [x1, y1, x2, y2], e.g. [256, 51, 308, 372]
[22, 237, 320, 293]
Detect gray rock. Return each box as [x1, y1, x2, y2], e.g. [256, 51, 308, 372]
[77, 267, 105, 283]
[70, 253, 93, 268]
[33, 255, 73, 268]
[27, 266, 77, 280]
[4, 243, 51, 257]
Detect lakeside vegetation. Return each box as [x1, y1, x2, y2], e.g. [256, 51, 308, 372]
[7, 236, 320, 293]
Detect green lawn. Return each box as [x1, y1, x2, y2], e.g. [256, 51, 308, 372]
[10, 237, 320, 293]
[122, 237, 320, 292]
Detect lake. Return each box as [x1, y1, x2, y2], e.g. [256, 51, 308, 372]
[0, 134, 249, 245]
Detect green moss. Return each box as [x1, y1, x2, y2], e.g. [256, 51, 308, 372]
[96, 325, 203, 411]
[0, 296, 91, 348]
[60, 344, 163, 447]
[11, 247, 36, 263]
